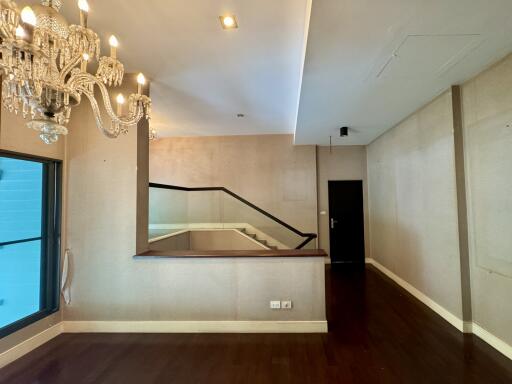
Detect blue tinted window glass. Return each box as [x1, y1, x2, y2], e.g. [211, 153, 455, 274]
[0, 157, 43, 242]
[0, 157, 43, 329]
[0, 241, 41, 328]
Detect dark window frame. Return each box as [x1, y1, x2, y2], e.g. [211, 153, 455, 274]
[0, 150, 62, 339]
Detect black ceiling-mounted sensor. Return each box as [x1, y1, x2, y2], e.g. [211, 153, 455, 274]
[340, 127, 349, 137]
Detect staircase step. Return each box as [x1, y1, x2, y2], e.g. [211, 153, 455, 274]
[238, 228, 278, 250]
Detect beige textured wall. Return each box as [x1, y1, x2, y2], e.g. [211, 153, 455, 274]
[367, 91, 464, 319]
[316, 146, 369, 260]
[67, 256, 325, 322]
[0, 104, 65, 355]
[64, 78, 139, 321]
[149, 135, 318, 238]
[462, 54, 512, 345]
[64, 86, 325, 322]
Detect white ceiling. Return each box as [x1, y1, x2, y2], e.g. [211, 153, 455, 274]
[59, 1, 512, 145]
[296, 0, 512, 145]
[62, 0, 310, 137]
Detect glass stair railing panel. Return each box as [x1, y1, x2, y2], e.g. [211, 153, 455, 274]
[187, 190, 223, 229]
[148, 184, 317, 249]
[148, 187, 189, 239]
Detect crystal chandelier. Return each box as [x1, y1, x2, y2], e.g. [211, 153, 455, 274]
[148, 126, 157, 141]
[0, 0, 151, 144]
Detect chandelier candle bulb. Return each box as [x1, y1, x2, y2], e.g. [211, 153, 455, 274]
[15, 25, 25, 39]
[20, 6, 36, 41]
[149, 127, 157, 141]
[109, 35, 119, 59]
[81, 53, 89, 72]
[116, 93, 125, 116]
[78, 0, 89, 28]
[21, 6, 37, 26]
[137, 73, 146, 94]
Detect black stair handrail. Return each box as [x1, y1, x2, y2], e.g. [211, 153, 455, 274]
[149, 183, 317, 249]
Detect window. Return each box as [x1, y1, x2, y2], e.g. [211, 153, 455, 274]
[0, 151, 61, 338]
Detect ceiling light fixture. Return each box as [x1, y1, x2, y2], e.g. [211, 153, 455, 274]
[0, 0, 151, 144]
[220, 15, 238, 29]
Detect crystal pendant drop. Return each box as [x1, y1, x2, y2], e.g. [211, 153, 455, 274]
[27, 119, 68, 144]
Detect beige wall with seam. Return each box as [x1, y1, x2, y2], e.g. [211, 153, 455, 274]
[462, 54, 512, 346]
[367, 91, 464, 319]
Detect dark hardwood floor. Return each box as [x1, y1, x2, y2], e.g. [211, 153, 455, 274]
[1, 265, 511, 383]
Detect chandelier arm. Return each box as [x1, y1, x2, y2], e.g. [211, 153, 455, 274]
[70, 72, 145, 126]
[59, 54, 83, 83]
[67, 71, 95, 89]
[80, 87, 121, 138]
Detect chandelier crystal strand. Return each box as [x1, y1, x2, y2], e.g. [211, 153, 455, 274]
[0, 0, 151, 144]
[149, 126, 157, 141]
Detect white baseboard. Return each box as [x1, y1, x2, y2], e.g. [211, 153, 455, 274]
[463, 321, 474, 334]
[473, 323, 512, 360]
[62, 320, 328, 334]
[366, 258, 512, 360]
[365, 258, 466, 332]
[0, 323, 63, 369]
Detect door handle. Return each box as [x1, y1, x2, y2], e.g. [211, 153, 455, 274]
[330, 218, 338, 229]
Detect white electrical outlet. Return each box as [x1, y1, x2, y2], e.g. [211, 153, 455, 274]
[281, 300, 292, 309]
[270, 300, 281, 309]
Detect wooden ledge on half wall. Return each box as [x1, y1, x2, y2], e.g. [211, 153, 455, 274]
[134, 249, 327, 259]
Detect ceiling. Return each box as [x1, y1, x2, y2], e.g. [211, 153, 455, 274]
[60, 1, 512, 145]
[296, 0, 512, 145]
[63, 0, 310, 137]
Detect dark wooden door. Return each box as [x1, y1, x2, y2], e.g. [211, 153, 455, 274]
[328, 180, 365, 264]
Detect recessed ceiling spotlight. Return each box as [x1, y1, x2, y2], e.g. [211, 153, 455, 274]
[220, 15, 238, 29]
